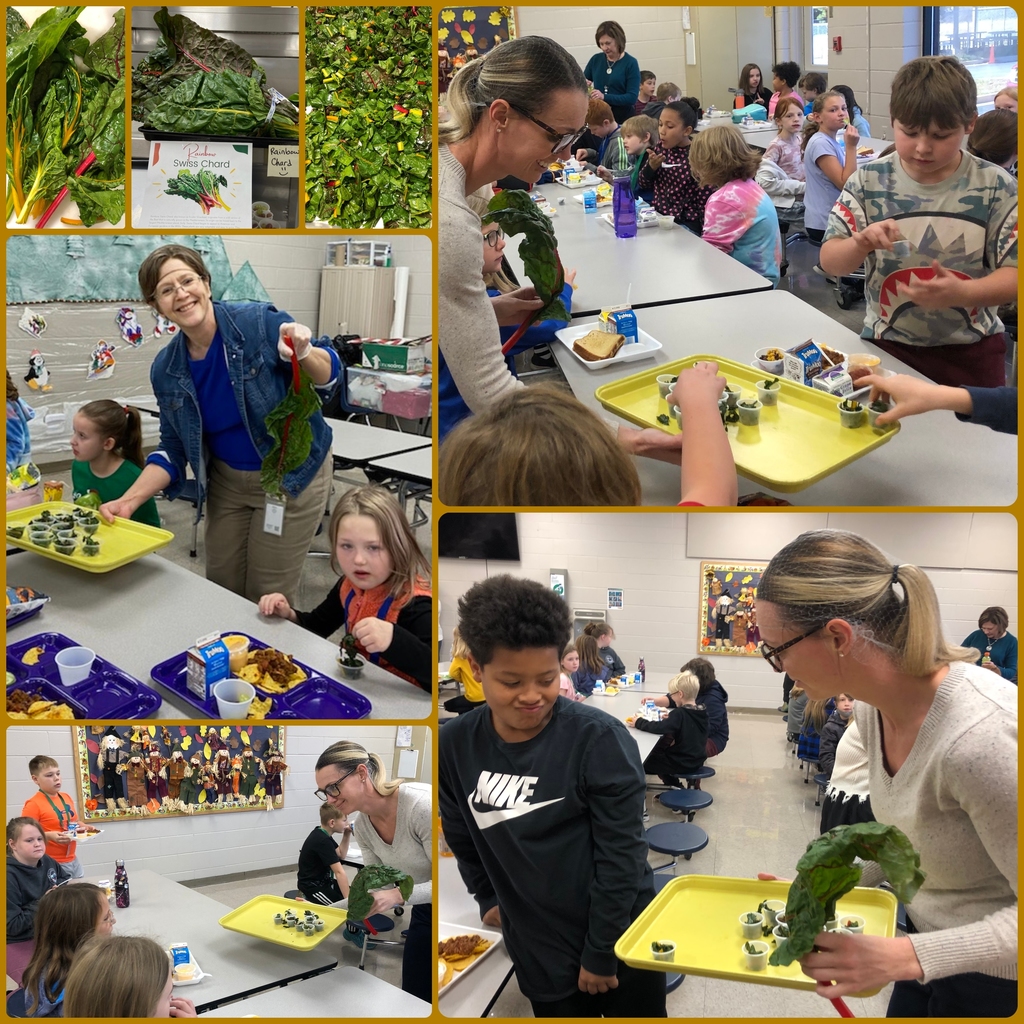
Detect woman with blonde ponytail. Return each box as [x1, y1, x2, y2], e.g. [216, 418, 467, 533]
[755, 530, 1017, 1016]
[314, 740, 431, 1002]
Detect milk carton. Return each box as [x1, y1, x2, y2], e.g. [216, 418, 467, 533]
[186, 633, 230, 703]
[783, 339, 828, 386]
[600, 304, 638, 344]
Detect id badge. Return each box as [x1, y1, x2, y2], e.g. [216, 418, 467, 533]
[263, 495, 286, 536]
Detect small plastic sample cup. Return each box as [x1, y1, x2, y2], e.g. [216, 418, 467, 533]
[55, 646, 96, 685]
[213, 679, 256, 719]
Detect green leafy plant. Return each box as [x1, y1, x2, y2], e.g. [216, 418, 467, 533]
[651, 941, 674, 953]
[132, 7, 298, 138]
[760, 377, 780, 389]
[486, 190, 568, 352]
[164, 169, 231, 214]
[260, 342, 322, 497]
[347, 864, 414, 922]
[743, 941, 762, 954]
[743, 912, 761, 924]
[769, 823, 925, 967]
[656, 413, 670, 426]
[839, 398, 862, 412]
[305, 6, 431, 228]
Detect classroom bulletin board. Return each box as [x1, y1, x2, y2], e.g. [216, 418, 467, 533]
[699, 561, 767, 657]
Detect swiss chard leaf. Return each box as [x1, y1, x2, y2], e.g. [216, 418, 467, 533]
[6, 6, 85, 98]
[486, 190, 568, 321]
[143, 69, 276, 137]
[83, 8, 124, 83]
[347, 865, 414, 922]
[6, 8, 28, 40]
[260, 367, 323, 497]
[66, 173, 125, 226]
[769, 823, 925, 967]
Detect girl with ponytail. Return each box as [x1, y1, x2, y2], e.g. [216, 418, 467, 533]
[755, 530, 1016, 1015]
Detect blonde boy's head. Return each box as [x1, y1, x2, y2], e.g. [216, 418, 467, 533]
[622, 114, 658, 147]
[319, 803, 343, 828]
[667, 670, 700, 703]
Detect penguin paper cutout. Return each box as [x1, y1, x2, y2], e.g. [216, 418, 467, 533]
[24, 350, 52, 391]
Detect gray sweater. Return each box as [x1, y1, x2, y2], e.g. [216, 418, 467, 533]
[439, 144, 522, 414]
[854, 661, 1017, 982]
[340, 783, 433, 907]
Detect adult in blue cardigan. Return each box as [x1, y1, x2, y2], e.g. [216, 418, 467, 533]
[99, 244, 339, 604]
[583, 21, 641, 126]
[963, 606, 1018, 683]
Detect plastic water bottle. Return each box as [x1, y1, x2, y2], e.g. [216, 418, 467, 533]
[612, 177, 637, 238]
[114, 859, 130, 908]
[707, 104, 716, 117]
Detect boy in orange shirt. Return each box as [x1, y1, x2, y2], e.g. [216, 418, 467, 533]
[21, 756, 96, 878]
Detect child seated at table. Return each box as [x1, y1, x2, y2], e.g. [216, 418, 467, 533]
[257, 485, 431, 690]
[297, 803, 352, 906]
[572, 634, 610, 697]
[70, 400, 161, 528]
[763, 95, 806, 182]
[438, 574, 666, 1017]
[627, 670, 708, 785]
[443, 626, 487, 715]
[64, 935, 197, 1017]
[798, 71, 828, 115]
[9, 882, 114, 1018]
[637, 99, 714, 233]
[559, 642, 585, 701]
[22, 756, 89, 880]
[615, 114, 659, 202]
[967, 108, 1018, 175]
[642, 81, 681, 121]
[768, 61, 801, 117]
[689, 125, 782, 286]
[438, 369, 739, 507]
[6, 371, 35, 474]
[801, 90, 860, 243]
[575, 98, 628, 177]
[438, 195, 577, 440]
[583, 621, 626, 675]
[832, 85, 871, 137]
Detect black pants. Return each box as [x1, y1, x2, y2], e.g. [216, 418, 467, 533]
[887, 974, 1017, 1017]
[402, 902, 431, 1003]
[807, 226, 826, 243]
[529, 961, 667, 1018]
[782, 674, 795, 704]
[300, 876, 343, 906]
[443, 694, 486, 715]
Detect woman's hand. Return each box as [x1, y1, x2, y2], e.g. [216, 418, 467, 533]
[646, 150, 665, 172]
[98, 497, 137, 524]
[490, 287, 544, 326]
[258, 593, 297, 622]
[169, 995, 197, 1017]
[799, 932, 923, 998]
[352, 617, 394, 654]
[366, 886, 406, 917]
[589, 88, 603, 102]
[481, 905, 502, 929]
[578, 967, 618, 994]
[278, 322, 313, 361]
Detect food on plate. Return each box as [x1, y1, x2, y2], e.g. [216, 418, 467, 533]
[7, 525, 25, 539]
[656, 414, 670, 425]
[439, 933, 485, 958]
[246, 695, 273, 719]
[438, 932, 494, 985]
[573, 330, 625, 362]
[818, 344, 845, 368]
[847, 364, 873, 383]
[22, 646, 46, 665]
[439, 959, 453, 987]
[7, 689, 76, 720]
[763, 347, 785, 361]
[857, 146, 874, 156]
[235, 648, 307, 692]
[173, 963, 196, 981]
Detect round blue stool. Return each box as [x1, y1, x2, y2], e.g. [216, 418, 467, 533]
[646, 821, 709, 867]
[677, 766, 716, 789]
[658, 788, 713, 821]
[813, 772, 828, 807]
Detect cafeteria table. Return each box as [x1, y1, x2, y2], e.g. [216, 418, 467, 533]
[504, 184, 773, 317]
[438, 855, 515, 1018]
[327, 418, 431, 466]
[201, 966, 430, 1016]
[585, 689, 661, 759]
[552, 289, 1015, 506]
[82, 871, 337, 1013]
[367, 445, 433, 488]
[4, 551, 432, 719]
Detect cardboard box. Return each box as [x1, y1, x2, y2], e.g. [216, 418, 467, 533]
[601, 305, 639, 344]
[361, 338, 427, 374]
[783, 339, 827, 386]
[812, 367, 855, 397]
[186, 634, 230, 703]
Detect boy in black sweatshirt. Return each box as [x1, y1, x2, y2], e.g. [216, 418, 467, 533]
[438, 575, 666, 1017]
[630, 670, 708, 786]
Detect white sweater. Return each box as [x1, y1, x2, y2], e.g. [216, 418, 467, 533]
[854, 661, 1017, 982]
[438, 144, 522, 414]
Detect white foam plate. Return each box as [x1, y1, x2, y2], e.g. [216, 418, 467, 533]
[555, 321, 663, 370]
[555, 172, 603, 189]
[438, 923, 504, 997]
[64, 827, 103, 843]
[172, 956, 208, 987]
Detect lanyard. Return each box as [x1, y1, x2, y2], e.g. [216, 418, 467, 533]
[344, 590, 396, 665]
[44, 791, 73, 830]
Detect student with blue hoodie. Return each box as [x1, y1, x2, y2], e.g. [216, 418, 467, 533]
[572, 634, 611, 697]
[652, 657, 729, 764]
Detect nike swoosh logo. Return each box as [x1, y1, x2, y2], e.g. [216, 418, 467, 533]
[466, 794, 565, 830]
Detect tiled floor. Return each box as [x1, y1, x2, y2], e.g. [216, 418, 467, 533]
[479, 711, 895, 1018]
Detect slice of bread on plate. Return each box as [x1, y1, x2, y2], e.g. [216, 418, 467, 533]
[573, 330, 625, 362]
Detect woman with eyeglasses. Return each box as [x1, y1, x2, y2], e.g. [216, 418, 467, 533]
[97, 244, 339, 603]
[314, 740, 432, 1003]
[755, 530, 1017, 1018]
[438, 192, 577, 440]
[439, 37, 588, 428]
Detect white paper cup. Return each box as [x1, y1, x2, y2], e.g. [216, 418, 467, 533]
[838, 915, 865, 933]
[739, 912, 765, 939]
[55, 647, 95, 685]
[762, 899, 786, 927]
[742, 940, 770, 970]
[213, 679, 256, 719]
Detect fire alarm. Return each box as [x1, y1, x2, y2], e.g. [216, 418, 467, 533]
[832, 35, 842, 53]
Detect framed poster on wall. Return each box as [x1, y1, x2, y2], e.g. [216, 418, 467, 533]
[438, 7, 517, 93]
[699, 561, 767, 656]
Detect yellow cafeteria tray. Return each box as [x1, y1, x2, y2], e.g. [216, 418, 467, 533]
[6, 501, 174, 572]
[615, 875, 898, 996]
[594, 355, 900, 492]
[218, 895, 348, 950]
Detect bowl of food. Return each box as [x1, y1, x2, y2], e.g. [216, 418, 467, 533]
[54, 538, 77, 556]
[755, 347, 785, 374]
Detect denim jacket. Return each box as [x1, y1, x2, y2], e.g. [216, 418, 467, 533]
[149, 301, 337, 510]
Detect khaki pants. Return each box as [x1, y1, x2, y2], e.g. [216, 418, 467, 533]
[204, 456, 332, 604]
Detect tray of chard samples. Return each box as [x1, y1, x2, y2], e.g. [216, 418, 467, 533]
[148, 631, 372, 720]
[7, 632, 163, 719]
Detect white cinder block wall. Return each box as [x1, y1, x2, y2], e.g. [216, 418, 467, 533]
[439, 513, 1017, 709]
[516, 6, 689, 96]
[6, 726, 431, 882]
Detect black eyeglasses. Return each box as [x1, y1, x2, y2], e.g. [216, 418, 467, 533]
[483, 227, 504, 247]
[313, 764, 362, 802]
[504, 100, 588, 154]
[758, 626, 824, 672]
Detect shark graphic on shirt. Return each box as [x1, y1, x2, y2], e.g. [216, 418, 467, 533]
[466, 770, 564, 830]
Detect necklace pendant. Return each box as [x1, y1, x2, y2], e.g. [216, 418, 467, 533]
[606, 66, 612, 74]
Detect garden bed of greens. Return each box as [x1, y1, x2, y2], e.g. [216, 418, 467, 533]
[305, 6, 432, 229]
